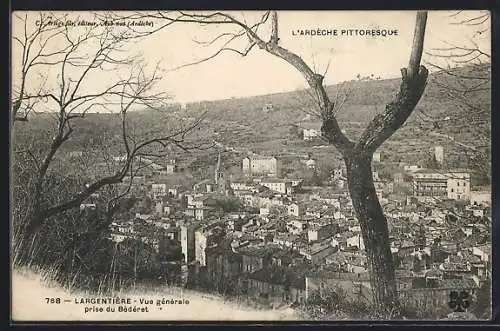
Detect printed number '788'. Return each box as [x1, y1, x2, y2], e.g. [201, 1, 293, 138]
[45, 297, 61, 304]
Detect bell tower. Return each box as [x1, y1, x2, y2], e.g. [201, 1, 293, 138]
[215, 151, 224, 185]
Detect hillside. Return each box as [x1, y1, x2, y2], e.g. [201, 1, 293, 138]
[12, 63, 491, 182]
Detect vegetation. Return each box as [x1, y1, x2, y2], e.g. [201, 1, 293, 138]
[11, 11, 490, 318]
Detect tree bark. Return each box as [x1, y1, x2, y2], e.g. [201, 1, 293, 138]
[344, 151, 399, 315]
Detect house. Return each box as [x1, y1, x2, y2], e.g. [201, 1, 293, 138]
[346, 233, 365, 250]
[459, 250, 488, 279]
[180, 222, 201, 264]
[299, 242, 335, 264]
[305, 158, 317, 170]
[303, 128, 321, 141]
[289, 179, 304, 188]
[237, 244, 277, 273]
[270, 248, 305, 267]
[262, 103, 274, 112]
[411, 248, 432, 272]
[151, 183, 167, 198]
[446, 171, 471, 201]
[194, 223, 226, 267]
[193, 179, 216, 193]
[259, 207, 270, 217]
[273, 233, 299, 248]
[332, 168, 343, 180]
[168, 186, 180, 198]
[185, 193, 204, 206]
[394, 172, 405, 185]
[185, 205, 217, 221]
[467, 206, 485, 218]
[471, 244, 491, 264]
[230, 181, 254, 191]
[307, 223, 337, 243]
[411, 169, 470, 201]
[260, 178, 293, 195]
[154, 199, 165, 215]
[287, 218, 308, 235]
[333, 231, 357, 250]
[165, 161, 176, 174]
[439, 255, 472, 277]
[287, 202, 304, 217]
[205, 241, 242, 293]
[346, 254, 368, 273]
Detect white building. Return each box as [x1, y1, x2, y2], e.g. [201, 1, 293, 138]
[151, 183, 167, 198]
[262, 103, 274, 112]
[195, 230, 208, 266]
[303, 128, 321, 141]
[287, 203, 303, 217]
[346, 233, 365, 250]
[242, 155, 280, 177]
[305, 158, 317, 170]
[434, 146, 444, 165]
[261, 178, 293, 195]
[446, 171, 471, 201]
[412, 170, 471, 201]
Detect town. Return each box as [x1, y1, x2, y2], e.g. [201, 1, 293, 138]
[78, 127, 491, 318]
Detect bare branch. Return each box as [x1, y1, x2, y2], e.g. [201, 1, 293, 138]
[13, 12, 205, 238]
[356, 11, 428, 154]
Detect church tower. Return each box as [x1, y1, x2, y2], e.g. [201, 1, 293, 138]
[215, 151, 233, 196]
[215, 151, 223, 185]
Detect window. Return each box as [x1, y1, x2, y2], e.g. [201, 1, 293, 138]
[451, 188, 454, 193]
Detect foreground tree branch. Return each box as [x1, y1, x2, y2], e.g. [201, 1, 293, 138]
[356, 12, 428, 154]
[12, 13, 205, 246]
[132, 10, 430, 315]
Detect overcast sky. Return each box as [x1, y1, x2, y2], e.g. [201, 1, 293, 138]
[12, 10, 491, 106]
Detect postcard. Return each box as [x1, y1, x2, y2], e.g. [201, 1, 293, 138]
[10, 10, 491, 321]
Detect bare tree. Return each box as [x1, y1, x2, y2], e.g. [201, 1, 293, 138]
[11, 12, 208, 258]
[123, 10, 429, 314]
[422, 10, 491, 180]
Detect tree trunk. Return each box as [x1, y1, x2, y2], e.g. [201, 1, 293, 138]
[344, 151, 399, 315]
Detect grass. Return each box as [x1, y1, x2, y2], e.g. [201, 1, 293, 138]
[11, 267, 303, 321]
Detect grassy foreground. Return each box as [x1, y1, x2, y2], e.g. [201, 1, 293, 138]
[11, 269, 302, 321]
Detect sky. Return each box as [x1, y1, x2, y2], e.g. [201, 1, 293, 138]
[12, 10, 491, 107]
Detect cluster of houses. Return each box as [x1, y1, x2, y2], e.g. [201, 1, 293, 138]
[78, 145, 491, 316]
